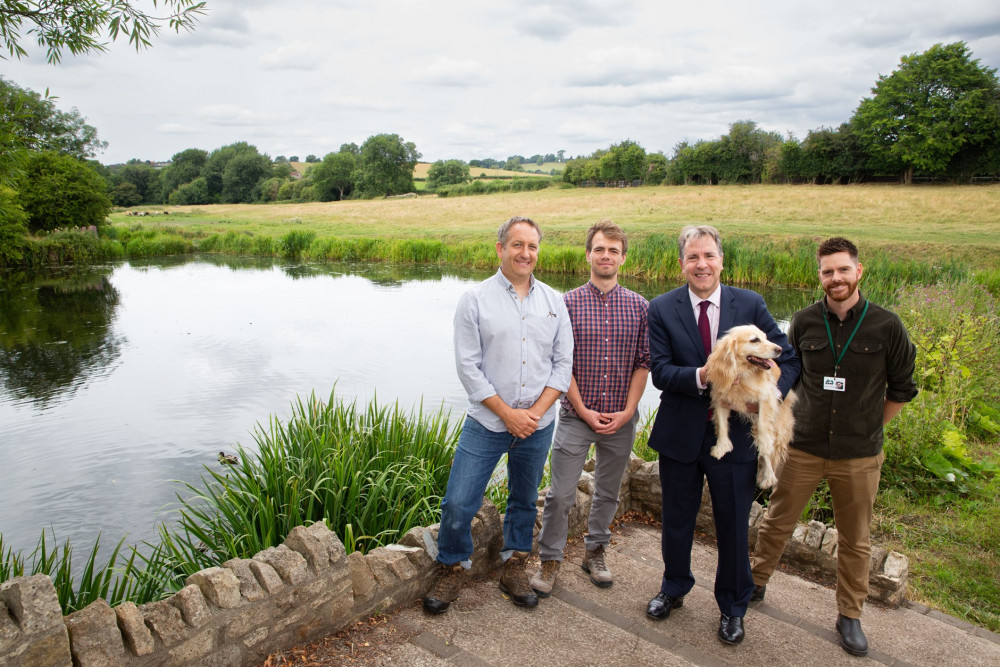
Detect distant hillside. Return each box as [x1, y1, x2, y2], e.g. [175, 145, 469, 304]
[414, 162, 552, 179]
[290, 161, 557, 180]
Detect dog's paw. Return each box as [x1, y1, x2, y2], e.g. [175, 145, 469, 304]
[757, 468, 778, 489]
[710, 440, 733, 460]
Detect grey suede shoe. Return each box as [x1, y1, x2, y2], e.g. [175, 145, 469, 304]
[529, 559, 560, 597]
[581, 544, 613, 587]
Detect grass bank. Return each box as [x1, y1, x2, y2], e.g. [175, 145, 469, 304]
[97, 184, 1000, 295]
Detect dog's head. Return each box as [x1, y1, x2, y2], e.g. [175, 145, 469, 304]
[711, 324, 782, 372]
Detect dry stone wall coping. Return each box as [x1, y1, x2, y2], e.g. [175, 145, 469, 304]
[0, 456, 908, 665]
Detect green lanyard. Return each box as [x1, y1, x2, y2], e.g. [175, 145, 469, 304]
[823, 300, 869, 376]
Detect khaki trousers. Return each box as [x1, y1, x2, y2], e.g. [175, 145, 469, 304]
[751, 447, 884, 618]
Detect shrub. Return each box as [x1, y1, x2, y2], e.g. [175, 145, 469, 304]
[0, 188, 29, 265]
[883, 282, 1000, 496]
[278, 230, 316, 259]
[15, 152, 112, 232]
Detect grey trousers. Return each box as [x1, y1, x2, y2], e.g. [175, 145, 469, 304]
[537, 409, 638, 561]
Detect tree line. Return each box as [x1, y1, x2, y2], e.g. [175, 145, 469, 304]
[2, 41, 999, 265]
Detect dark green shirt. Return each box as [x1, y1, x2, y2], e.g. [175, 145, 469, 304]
[789, 293, 917, 460]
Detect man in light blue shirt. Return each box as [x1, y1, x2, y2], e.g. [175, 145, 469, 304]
[423, 216, 573, 615]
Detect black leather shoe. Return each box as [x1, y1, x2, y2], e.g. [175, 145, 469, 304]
[646, 592, 684, 620]
[836, 614, 869, 657]
[750, 584, 766, 602]
[718, 613, 745, 645]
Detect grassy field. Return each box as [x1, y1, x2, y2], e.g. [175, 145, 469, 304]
[117, 184, 1000, 270]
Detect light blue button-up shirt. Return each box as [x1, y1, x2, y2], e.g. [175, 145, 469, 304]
[454, 268, 574, 433]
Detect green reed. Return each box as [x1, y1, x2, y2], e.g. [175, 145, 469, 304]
[0, 530, 148, 614]
[139, 390, 460, 593]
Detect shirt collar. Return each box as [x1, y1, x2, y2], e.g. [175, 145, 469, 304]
[586, 281, 620, 298]
[822, 291, 867, 320]
[688, 284, 721, 309]
[495, 267, 534, 293]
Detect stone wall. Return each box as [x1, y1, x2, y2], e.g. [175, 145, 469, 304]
[0, 505, 503, 667]
[0, 455, 907, 666]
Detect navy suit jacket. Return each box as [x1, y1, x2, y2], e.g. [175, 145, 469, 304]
[647, 284, 800, 464]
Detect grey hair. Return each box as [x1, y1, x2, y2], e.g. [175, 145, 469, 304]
[497, 216, 542, 246]
[678, 225, 722, 259]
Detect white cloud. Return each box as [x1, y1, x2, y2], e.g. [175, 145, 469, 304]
[413, 58, 491, 87]
[260, 42, 319, 70]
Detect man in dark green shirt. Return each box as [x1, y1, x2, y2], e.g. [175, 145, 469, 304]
[750, 237, 917, 658]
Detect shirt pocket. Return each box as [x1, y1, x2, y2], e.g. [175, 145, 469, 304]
[798, 338, 834, 376]
[841, 339, 884, 376]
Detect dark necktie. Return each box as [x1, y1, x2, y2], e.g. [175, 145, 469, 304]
[698, 300, 712, 356]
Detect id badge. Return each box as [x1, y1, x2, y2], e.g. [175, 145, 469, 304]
[823, 376, 846, 392]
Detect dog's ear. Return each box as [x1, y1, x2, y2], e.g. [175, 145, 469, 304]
[708, 334, 739, 387]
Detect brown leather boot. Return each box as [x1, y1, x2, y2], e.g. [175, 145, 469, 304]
[498, 551, 538, 607]
[422, 562, 465, 614]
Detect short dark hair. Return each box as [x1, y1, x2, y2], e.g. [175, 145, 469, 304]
[586, 220, 628, 254]
[816, 237, 859, 263]
[497, 216, 542, 246]
[678, 225, 722, 260]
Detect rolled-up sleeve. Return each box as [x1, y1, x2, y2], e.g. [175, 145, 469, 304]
[454, 290, 497, 403]
[885, 316, 918, 404]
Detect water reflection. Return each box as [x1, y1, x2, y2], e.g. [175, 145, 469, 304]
[0, 270, 123, 407]
[0, 257, 814, 561]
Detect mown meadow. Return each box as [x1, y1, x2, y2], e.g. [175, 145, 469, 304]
[3, 183, 999, 630]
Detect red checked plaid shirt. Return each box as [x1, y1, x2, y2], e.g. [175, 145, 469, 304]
[561, 281, 650, 415]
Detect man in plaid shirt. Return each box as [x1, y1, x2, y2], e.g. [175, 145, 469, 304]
[530, 220, 650, 596]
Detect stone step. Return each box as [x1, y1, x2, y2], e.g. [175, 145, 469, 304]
[367, 521, 1000, 666]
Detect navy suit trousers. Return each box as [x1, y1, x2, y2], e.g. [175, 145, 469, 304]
[658, 425, 757, 618]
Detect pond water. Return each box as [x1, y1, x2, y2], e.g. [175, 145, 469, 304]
[0, 257, 815, 560]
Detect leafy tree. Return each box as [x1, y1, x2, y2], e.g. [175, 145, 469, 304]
[0, 187, 29, 264]
[272, 162, 293, 179]
[356, 133, 421, 198]
[600, 139, 647, 182]
[426, 159, 470, 190]
[1, 0, 206, 63]
[339, 143, 360, 156]
[221, 152, 272, 203]
[0, 77, 106, 159]
[800, 123, 871, 184]
[15, 151, 111, 232]
[852, 42, 1000, 183]
[289, 155, 300, 163]
[110, 181, 142, 207]
[645, 152, 668, 185]
[305, 154, 318, 163]
[311, 151, 356, 201]
[201, 142, 270, 203]
[157, 147, 207, 201]
[168, 176, 209, 205]
[112, 162, 160, 203]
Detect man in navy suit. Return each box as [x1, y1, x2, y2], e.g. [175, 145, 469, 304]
[644, 225, 800, 646]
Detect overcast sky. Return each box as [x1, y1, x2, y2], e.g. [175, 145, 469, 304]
[4, 0, 1000, 165]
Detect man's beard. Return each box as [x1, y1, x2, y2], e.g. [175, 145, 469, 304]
[825, 279, 858, 302]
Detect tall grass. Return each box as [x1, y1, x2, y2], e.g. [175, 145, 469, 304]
[137, 390, 460, 592]
[0, 530, 147, 614]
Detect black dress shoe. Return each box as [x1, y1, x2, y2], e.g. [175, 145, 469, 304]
[750, 584, 766, 602]
[836, 614, 869, 656]
[718, 613, 745, 645]
[646, 592, 684, 620]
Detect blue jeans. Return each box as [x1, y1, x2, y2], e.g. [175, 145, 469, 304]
[436, 416, 554, 566]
